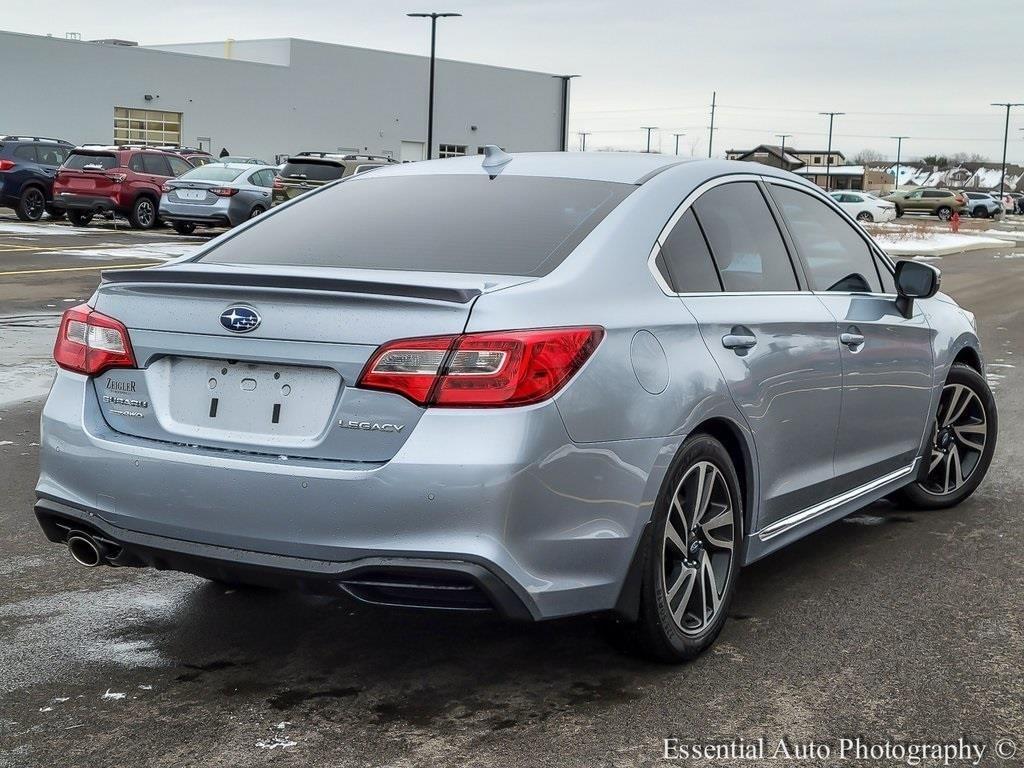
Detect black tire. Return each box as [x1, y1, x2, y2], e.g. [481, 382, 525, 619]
[608, 434, 743, 662]
[15, 186, 46, 222]
[893, 363, 997, 510]
[128, 196, 158, 229]
[973, 206, 987, 219]
[249, 205, 265, 219]
[894, 205, 904, 218]
[45, 206, 65, 221]
[67, 209, 93, 227]
[936, 206, 952, 221]
[172, 221, 197, 235]
[856, 211, 873, 223]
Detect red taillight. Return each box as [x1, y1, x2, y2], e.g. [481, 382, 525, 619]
[0, 159, 15, 171]
[211, 187, 238, 197]
[53, 304, 136, 376]
[358, 327, 604, 407]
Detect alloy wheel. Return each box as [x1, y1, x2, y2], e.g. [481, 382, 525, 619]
[23, 189, 45, 220]
[137, 200, 155, 227]
[922, 383, 988, 496]
[661, 461, 736, 636]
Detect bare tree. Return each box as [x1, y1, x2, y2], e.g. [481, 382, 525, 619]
[852, 148, 886, 164]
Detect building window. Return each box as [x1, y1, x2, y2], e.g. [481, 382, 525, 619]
[113, 107, 182, 147]
[813, 156, 821, 164]
[438, 144, 468, 158]
[476, 146, 506, 154]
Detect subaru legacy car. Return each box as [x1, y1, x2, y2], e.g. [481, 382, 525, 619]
[159, 162, 278, 234]
[35, 150, 996, 662]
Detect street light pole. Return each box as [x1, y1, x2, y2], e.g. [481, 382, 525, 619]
[407, 12, 462, 160]
[775, 133, 792, 169]
[708, 91, 717, 158]
[991, 102, 1023, 198]
[553, 75, 580, 151]
[819, 111, 844, 191]
[890, 135, 908, 193]
[672, 132, 686, 156]
[641, 126, 658, 153]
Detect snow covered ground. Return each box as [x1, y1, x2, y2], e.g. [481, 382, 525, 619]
[872, 231, 1016, 256]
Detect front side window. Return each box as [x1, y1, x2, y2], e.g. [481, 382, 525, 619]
[692, 182, 798, 292]
[656, 209, 721, 293]
[201, 174, 633, 277]
[769, 184, 882, 293]
[167, 156, 193, 176]
[37, 146, 68, 165]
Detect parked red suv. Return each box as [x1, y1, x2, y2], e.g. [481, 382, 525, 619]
[52, 146, 193, 229]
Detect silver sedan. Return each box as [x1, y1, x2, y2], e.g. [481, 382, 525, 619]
[159, 162, 277, 234]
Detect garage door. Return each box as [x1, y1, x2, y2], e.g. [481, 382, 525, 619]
[400, 141, 425, 162]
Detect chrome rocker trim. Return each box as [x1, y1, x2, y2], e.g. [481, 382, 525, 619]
[756, 460, 919, 542]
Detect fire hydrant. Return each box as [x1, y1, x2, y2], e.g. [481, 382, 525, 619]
[950, 210, 961, 233]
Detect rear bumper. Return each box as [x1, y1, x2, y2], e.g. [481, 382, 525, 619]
[51, 193, 115, 213]
[159, 196, 235, 226]
[35, 497, 532, 618]
[35, 370, 667, 620]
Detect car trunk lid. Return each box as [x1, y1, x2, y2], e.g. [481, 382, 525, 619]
[89, 263, 531, 462]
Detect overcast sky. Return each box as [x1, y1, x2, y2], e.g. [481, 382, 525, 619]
[7, 0, 1024, 162]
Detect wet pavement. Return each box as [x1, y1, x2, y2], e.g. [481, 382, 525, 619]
[0, 215, 1022, 767]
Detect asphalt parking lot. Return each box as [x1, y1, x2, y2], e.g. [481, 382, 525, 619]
[1, 214, 1022, 767]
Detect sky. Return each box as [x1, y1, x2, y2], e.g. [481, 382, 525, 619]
[6, 0, 1024, 162]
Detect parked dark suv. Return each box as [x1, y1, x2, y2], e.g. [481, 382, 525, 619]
[52, 146, 193, 229]
[272, 153, 397, 206]
[0, 135, 74, 221]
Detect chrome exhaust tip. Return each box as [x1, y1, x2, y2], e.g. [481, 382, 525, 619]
[67, 533, 102, 567]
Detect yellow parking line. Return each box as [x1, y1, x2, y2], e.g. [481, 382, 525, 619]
[0, 243, 144, 254]
[0, 262, 159, 277]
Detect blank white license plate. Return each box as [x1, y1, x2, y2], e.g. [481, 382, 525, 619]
[177, 189, 207, 200]
[163, 358, 341, 439]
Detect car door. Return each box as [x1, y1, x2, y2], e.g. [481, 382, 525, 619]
[903, 189, 925, 212]
[767, 181, 934, 490]
[247, 169, 273, 207]
[663, 179, 844, 529]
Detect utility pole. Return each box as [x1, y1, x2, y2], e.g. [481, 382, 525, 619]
[819, 111, 844, 191]
[672, 132, 686, 156]
[991, 102, 1023, 198]
[553, 74, 580, 151]
[775, 133, 792, 169]
[407, 12, 462, 160]
[890, 135, 909, 193]
[578, 131, 590, 152]
[708, 91, 717, 158]
[641, 126, 658, 153]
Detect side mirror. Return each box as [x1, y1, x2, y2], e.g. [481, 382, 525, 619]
[894, 260, 940, 318]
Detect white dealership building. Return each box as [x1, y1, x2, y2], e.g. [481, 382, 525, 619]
[0, 30, 570, 162]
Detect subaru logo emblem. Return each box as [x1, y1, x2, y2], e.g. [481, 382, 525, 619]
[220, 306, 261, 333]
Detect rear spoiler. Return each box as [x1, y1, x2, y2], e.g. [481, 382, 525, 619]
[100, 267, 481, 304]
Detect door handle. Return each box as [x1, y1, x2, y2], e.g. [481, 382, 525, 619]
[722, 333, 757, 350]
[840, 332, 865, 348]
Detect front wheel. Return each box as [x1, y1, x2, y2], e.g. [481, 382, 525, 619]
[856, 211, 873, 223]
[129, 196, 157, 229]
[609, 434, 742, 662]
[936, 206, 952, 221]
[894, 205, 904, 218]
[894, 363, 997, 510]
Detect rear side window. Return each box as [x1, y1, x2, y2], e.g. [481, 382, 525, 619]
[63, 153, 117, 170]
[692, 182, 798, 292]
[769, 184, 882, 293]
[141, 154, 172, 176]
[13, 145, 37, 161]
[656, 209, 721, 292]
[202, 174, 633, 276]
[280, 161, 345, 182]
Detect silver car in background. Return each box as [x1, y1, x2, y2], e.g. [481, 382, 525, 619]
[36, 150, 997, 662]
[159, 162, 277, 234]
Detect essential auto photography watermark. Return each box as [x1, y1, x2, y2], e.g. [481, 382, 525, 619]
[662, 736, 1019, 765]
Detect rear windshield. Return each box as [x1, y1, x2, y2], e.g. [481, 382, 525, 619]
[64, 152, 118, 170]
[280, 161, 345, 182]
[201, 174, 634, 276]
[179, 165, 245, 182]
